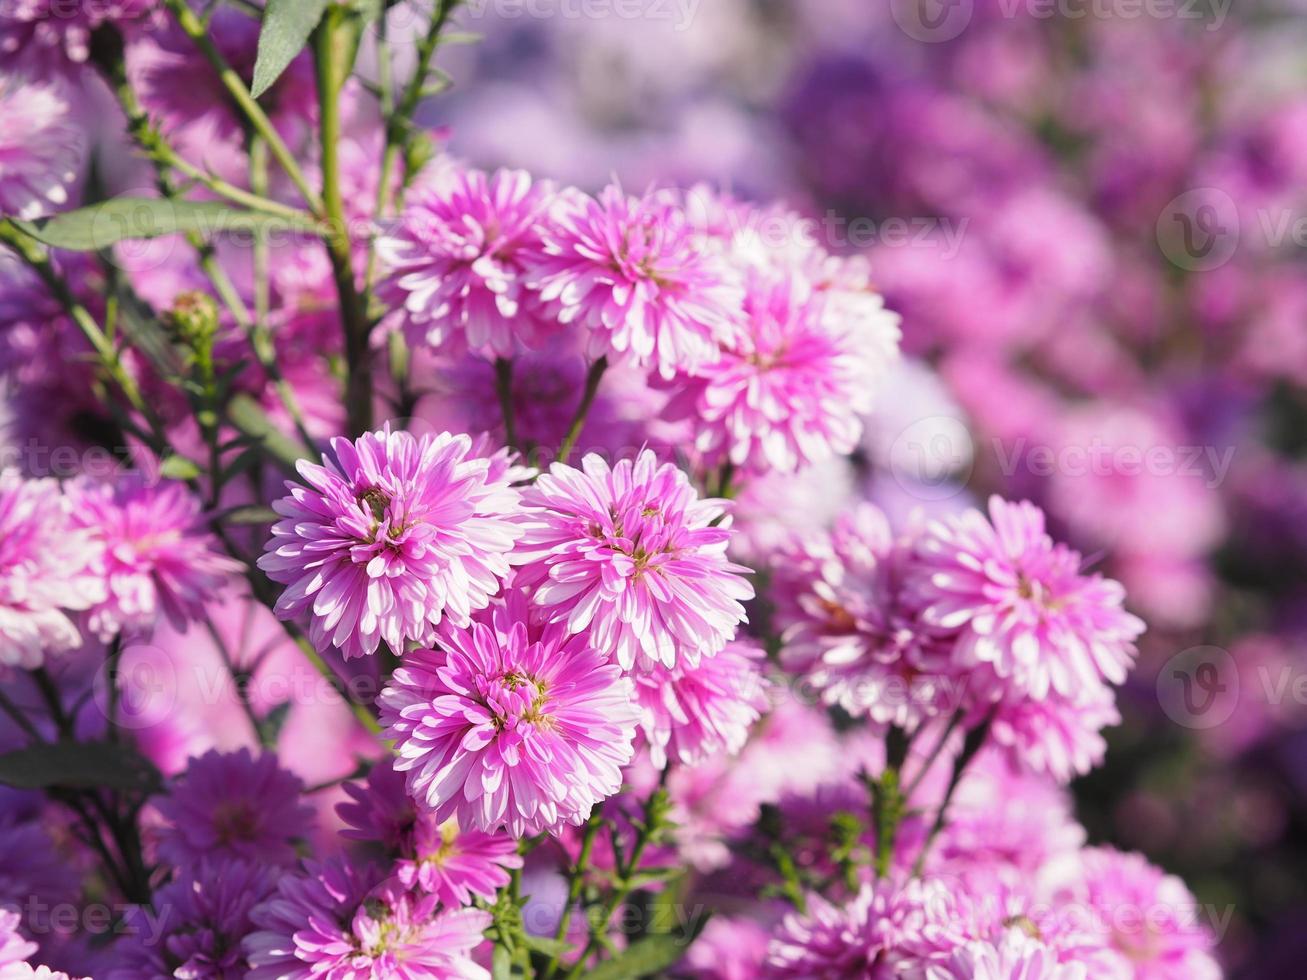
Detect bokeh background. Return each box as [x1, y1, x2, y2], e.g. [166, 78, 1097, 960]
[407, 1, 1305, 975]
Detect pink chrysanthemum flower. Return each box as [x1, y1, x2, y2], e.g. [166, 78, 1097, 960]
[259, 428, 522, 661]
[337, 763, 523, 908]
[108, 859, 278, 980]
[766, 875, 979, 978]
[244, 859, 491, 980]
[0, 910, 36, 973]
[154, 749, 314, 866]
[0, 471, 103, 670]
[513, 450, 754, 670]
[912, 496, 1145, 700]
[773, 505, 957, 730]
[0, 74, 82, 221]
[1072, 848, 1222, 980]
[667, 268, 899, 474]
[5, 969, 88, 980]
[527, 184, 743, 378]
[983, 679, 1121, 785]
[941, 929, 1089, 980]
[66, 474, 239, 641]
[632, 639, 769, 769]
[377, 167, 558, 359]
[0, 0, 154, 66]
[379, 619, 639, 838]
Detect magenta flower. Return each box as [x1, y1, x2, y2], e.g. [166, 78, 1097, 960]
[66, 473, 239, 641]
[0, 0, 154, 65]
[108, 859, 278, 980]
[632, 639, 769, 769]
[395, 818, 522, 908]
[513, 450, 754, 670]
[378, 166, 558, 359]
[941, 929, 1089, 980]
[912, 496, 1145, 700]
[154, 749, 314, 866]
[527, 184, 743, 378]
[667, 268, 899, 474]
[379, 619, 639, 838]
[0, 471, 103, 670]
[259, 428, 522, 661]
[984, 680, 1121, 785]
[0, 74, 82, 220]
[773, 505, 957, 730]
[244, 859, 491, 980]
[1072, 848, 1222, 980]
[337, 763, 420, 854]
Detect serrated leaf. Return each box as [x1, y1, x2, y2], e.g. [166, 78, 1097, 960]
[12, 199, 317, 251]
[251, 0, 330, 98]
[0, 741, 162, 793]
[159, 454, 203, 481]
[577, 928, 706, 980]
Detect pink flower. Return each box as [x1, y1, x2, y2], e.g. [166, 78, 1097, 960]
[667, 268, 899, 474]
[1071, 848, 1222, 980]
[766, 875, 979, 978]
[154, 749, 314, 866]
[513, 450, 754, 670]
[0, 0, 155, 67]
[244, 859, 490, 980]
[984, 680, 1121, 784]
[395, 819, 522, 908]
[773, 505, 957, 729]
[912, 496, 1145, 700]
[0, 74, 82, 220]
[527, 184, 743, 378]
[941, 929, 1089, 980]
[632, 639, 769, 769]
[377, 167, 558, 359]
[380, 619, 639, 838]
[259, 428, 522, 661]
[340, 765, 523, 907]
[0, 910, 36, 974]
[684, 916, 772, 980]
[0, 471, 103, 669]
[66, 473, 239, 641]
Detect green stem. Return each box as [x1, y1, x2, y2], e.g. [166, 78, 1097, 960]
[161, 0, 324, 214]
[494, 357, 519, 451]
[556, 357, 607, 465]
[544, 813, 602, 975]
[912, 715, 992, 877]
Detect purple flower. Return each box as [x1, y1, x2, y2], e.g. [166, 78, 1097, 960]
[0, 74, 82, 220]
[0, 1, 155, 67]
[940, 928, 1089, 980]
[377, 166, 558, 359]
[0, 471, 103, 670]
[380, 618, 638, 838]
[108, 859, 277, 980]
[154, 749, 314, 866]
[513, 450, 754, 670]
[527, 184, 743, 378]
[243, 859, 491, 980]
[66, 473, 239, 641]
[632, 639, 769, 770]
[912, 496, 1145, 700]
[259, 428, 522, 661]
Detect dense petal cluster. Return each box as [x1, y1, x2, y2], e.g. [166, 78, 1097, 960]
[259, 428, 522, 660]
[66, 473, 240, 641]
[380, 619, 639, 837]
[528, 184, 743, 377]
[513, 450, 754, 670]
[378, 166, 557, 358]
[0, 470, 103, 669]
[153, 749, 314, 866]
[243, 860, 491, 980]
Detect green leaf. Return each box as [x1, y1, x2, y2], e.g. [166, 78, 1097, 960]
[578, 929, 706, 980]
[522, 935, 572, 958]
[12, 199, 317, 251]
[0, 740, 162, 793]
[258, 701, 293, 748]
[251, 0, 330, 98]
[159, 454, 203, 482]
[227, 393, 313, 473]
[217, 504, 281, 526]
[491, 944, 513, 980]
